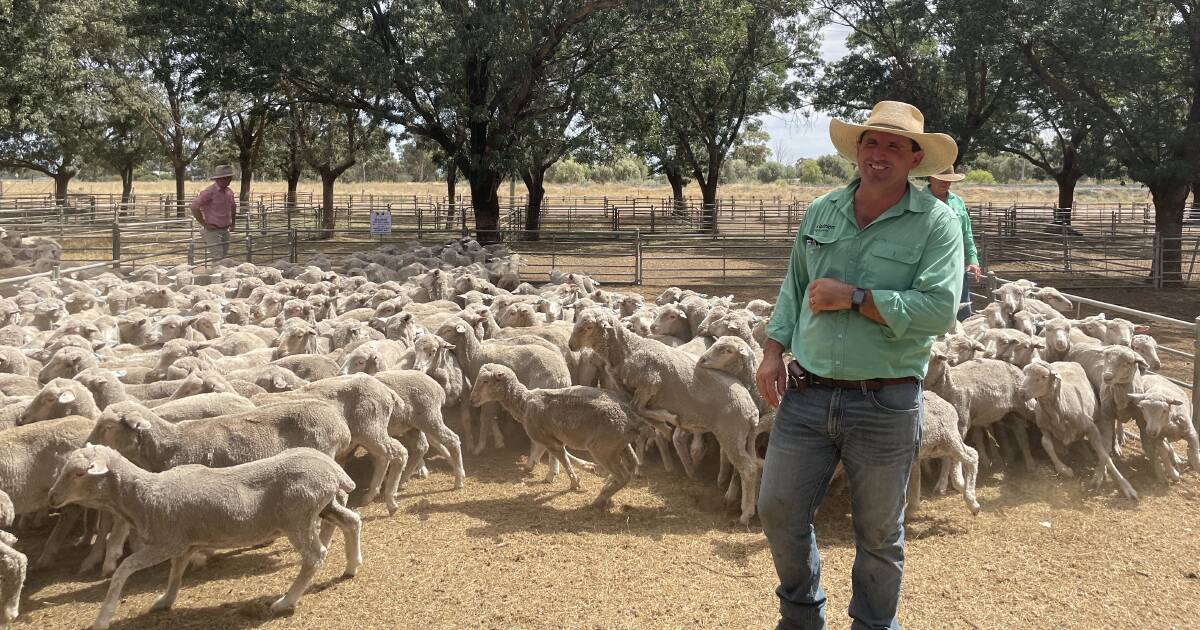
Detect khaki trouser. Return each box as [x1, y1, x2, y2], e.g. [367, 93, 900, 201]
[200, 226, 230, 262]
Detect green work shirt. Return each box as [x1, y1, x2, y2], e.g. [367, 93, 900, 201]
[946, 191, 979, 266]
[765, 179, 964, 380]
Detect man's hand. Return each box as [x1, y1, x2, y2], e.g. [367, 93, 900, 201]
[806, 278, 855, 314]
[756, 339, 788, 408]
[966, 264, 982, 282]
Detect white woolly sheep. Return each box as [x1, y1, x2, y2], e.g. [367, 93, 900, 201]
[48, 445, 361, 629]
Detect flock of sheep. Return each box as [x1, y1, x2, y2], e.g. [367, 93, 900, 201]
[0, 233, 1193, 630]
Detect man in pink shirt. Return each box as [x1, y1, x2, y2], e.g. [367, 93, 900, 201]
[190, 164, 237, 261]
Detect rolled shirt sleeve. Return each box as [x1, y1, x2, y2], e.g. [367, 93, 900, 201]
[765, 222, 811, 349]
[871, 210, 964, 339]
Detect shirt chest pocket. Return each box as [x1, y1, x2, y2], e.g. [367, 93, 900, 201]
[864, 240, 923, 289]
[802, 231, 847, 280]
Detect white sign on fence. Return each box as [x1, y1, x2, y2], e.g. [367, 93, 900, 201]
[370, 208, 392, 235]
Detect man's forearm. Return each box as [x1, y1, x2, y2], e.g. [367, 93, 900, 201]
[763, 338, 785, 360]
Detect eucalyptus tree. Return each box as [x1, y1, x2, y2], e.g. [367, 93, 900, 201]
[89, 105, 158, 205]
[1020, 0, 1200, 285]
[288, 100, 387, 232]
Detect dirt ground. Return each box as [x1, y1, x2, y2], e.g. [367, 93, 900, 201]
[12, 282, 1200, 630]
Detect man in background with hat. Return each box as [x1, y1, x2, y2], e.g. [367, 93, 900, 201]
[755, 101, 963, 630]
[190, 164, 237, 262]
[927, 167, 981, 320]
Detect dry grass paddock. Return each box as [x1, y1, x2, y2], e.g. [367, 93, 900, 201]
[0, 178, 1160, 207]
[11, 283, 1200, 630]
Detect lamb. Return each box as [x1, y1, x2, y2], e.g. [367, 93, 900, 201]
[272, 353, 341, 382]
[339, 339, 410, 375]
[569, 308, 761, 524]
[939, 334, 986, 366]
[435, 319, 572, 455]
[18, 377, 101, 424]
[273, 318, 320, 358]
[227, 365, 309, 392]
[907, 391, 980, 516]
[38, 345, 99, 383]
[48, 445, 361, 629]
[1102, 317, 1149, 347]
[924, 350, 1038, 472]
[1019, 360, 1137, 499]
[470, 364, 646, 508]
[1125, 389, 1198, 482]
[1029, 286, 1073, 312]
[1131, 334, 1161, 371]
[1041, 316, 1101, 362]
[0, 490, 25, 630]
[0, 416, 94, 566]
[151, 392, 257, 422]
[253, 374, 444, 512]
[409, 333, 473, 439]
[87, 400, 351, 472]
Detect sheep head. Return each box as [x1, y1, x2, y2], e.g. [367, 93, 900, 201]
[1126, 392, 1186, 436]
[469, 363, 518, 407]
[49, 444, 123, 509]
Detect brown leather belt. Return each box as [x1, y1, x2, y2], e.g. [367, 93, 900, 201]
[788, 360, 917, 392]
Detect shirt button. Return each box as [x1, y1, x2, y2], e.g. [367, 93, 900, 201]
[837, 334, 843, 339]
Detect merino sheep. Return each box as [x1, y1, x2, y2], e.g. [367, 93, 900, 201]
[87, 400, 351, 472]
[0, 490, 25, 630]
[908, 391, 981, 516]
[48, 445, 361, 629]
[570, 309, 760, 524]
[470, 364, 648, 507]
[1019, 360, 1137, 499]
[1125, 390, 1198, 482]
[18, 377, 100, 424]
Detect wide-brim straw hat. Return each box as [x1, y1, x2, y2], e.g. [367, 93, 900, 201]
[211, 165, 235, 180]
[929, 166, 965, 182]
[829, 101, 958, 178]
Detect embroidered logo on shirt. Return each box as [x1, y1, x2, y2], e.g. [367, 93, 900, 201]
[813, 224, 835, 232]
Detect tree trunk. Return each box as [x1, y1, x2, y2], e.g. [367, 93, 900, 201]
[119, 164, 134, 206]
[445, 160, 458, 229]
[52, 172, 72, 205]
[1192, 179, 1200, 211]
[1053, 171, 1081, 224]
[1148, 179, 1189, 287]
[238, 155, 254, 204]
[700, 176, 719, 233]
[319, 171, 337, 234]
[665, 167, 687, 213]
[286, 171, 300, 212]
[522, 167, 547, 239]
[173, 163, 187, 218]
[468, 168, 503, 244]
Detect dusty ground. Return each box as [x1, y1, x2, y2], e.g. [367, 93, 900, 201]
[12, 282, 1200, 630]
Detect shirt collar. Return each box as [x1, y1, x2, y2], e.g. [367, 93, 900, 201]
[827, 178, 939, 218]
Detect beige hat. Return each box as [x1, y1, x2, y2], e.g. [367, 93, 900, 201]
[211, 165, 235, 180]
[829, 101, 958, 178]
[929, 166, 965, 182]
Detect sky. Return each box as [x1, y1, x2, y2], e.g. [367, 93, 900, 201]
[756, 23, 852, 161]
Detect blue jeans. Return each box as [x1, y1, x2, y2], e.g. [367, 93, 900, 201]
[758, 381, 923, 630]
[956, 275, 973, 321]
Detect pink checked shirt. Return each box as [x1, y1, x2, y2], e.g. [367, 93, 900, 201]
[190, 183, 237, 228]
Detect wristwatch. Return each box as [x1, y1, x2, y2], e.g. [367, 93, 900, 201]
[850, 287, 867, 312]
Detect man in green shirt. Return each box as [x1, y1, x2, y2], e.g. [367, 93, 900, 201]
[755, 101, 963, 630]
[927, 167, 981, 320]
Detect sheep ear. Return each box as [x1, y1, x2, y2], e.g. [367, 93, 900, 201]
[1125, 392, 1146, 402]
[1033, 339, 1046, 349]
[1134, 325, 1150, 334]
[86, 460, 109, 476]
[600, 320, 613, 330]
[273, 376, 287, 390]
[58, 390, 76, 404]
[113, 369, 127, 377]
[124, 414, 150, 431]
[455, 324, 466, 333]
[1169, 399, 1185, 406]
[737, 346, 749, 357]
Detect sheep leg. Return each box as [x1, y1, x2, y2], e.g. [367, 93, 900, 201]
[457, 398, 477, 454]
[78, 512, 112, 575]
[272, 521, 327, 615]
[548, 444, 580, 490]
[101, 518, 131, 577]
[319, 500, 363, 577]
[1040, 434, 1074, 478]
[654, 433, 675, 473]
[1082, 423, 1138, 500]
[934, 460, 951, 495]
[0, 535, 26, 628]
[1008, 418, 1037, 473]
[150, 552, 193, 612]
[526, 442, 545, 473]
[905, 459, 922, 517]
[724, 437, 759, 526]
[672, 428, 697, 479]
[35, 506, 82, 569]
[955, 441, 982, 515]
[690, 432, 709, 470]
[363, 433, 409, 514]
[92, 546, 175, 630]
[717, 452, 733, 489]
[395, 430, 429, 490]
[1185, 432, 1200, 473]
[422, 422, 466, 490]
[566, 450, 596, 474]
[969, 428, 991, 470]
[592, 449, 634, 509]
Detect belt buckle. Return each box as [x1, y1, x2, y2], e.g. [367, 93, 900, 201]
[786, 361, 808, 391]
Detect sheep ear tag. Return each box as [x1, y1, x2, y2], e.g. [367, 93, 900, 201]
[58, 390, 76, 404]
[86, 460, 108, 476]
[114, 369, 127, 377]
[274, 377, 287, 390]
